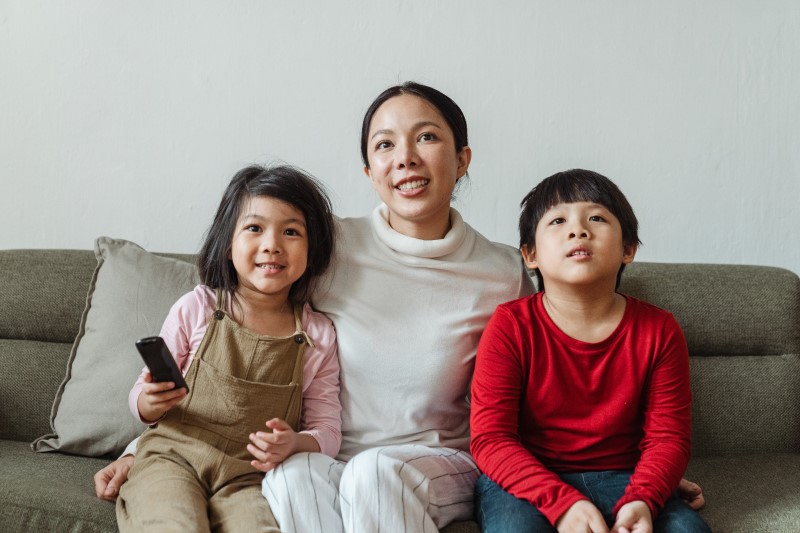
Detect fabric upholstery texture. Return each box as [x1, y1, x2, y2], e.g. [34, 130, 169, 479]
[1, 247, 798, 532]
[31, 237, 199, 457]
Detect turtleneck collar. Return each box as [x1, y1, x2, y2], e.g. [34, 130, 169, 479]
[371, 204, 467, 259]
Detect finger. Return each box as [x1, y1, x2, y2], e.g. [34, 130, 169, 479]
[250, 459, 278, 473]
[266, 418, 291, 432]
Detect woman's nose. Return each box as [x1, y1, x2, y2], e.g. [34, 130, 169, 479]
[395, 141, 418, 169]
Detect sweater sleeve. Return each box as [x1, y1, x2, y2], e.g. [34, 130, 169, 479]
[470, 305, 587, 526]
[613, 314, 692, 517]
[127, 288, 207, 422]
[298, 304, 342, 458]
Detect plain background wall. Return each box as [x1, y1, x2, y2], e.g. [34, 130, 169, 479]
[2, 1, 799, 276]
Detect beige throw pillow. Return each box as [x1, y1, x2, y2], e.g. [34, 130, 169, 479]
[32, 237, 199, 457]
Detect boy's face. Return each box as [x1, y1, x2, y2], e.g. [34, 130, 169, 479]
[521, 201, 637, 290]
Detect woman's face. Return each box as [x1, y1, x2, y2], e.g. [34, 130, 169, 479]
[363, 94, 471, 240]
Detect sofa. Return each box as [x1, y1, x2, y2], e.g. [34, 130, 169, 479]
[1, 240, 799, 532]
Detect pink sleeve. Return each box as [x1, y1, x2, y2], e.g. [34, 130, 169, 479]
[614, 315, 692, 517]
[470, 306, 586, 525]
[298, 304, 342, 458]
[127, 287, 211, 422]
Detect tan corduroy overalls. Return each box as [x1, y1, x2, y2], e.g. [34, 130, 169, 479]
[117, 291, 309, 532]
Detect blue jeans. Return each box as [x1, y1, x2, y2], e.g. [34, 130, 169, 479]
[475, 472, 711, 533]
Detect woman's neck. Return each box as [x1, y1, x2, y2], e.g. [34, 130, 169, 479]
[388, 211, 451, 240]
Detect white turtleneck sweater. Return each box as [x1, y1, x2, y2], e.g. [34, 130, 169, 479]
[314, 205, 534, 460]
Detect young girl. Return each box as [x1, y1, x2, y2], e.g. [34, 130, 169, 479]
[116, 164, 341, 532]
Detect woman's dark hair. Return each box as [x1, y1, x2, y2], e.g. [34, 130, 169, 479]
[360, 81, 469, 169]
[197, 164, 335, 304]
[518, 169, 641, 291]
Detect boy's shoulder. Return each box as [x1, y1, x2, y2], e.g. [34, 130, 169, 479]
[621, 294, 681, 329]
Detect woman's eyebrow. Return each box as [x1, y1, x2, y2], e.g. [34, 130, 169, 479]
[369, 121, 443, 141]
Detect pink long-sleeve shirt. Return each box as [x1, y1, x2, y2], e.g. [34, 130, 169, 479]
[129, 285, 342, 458]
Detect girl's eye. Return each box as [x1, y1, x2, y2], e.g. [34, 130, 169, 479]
[284, 228, 301, 236]
[246, 224, 261, 232]
[549, 217, 565, 225]
[589, 215, 606, 222]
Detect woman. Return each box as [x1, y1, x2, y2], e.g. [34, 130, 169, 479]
[95, 82, 703, 531]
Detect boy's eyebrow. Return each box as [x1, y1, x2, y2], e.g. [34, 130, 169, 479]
[370, 121, 443, 141]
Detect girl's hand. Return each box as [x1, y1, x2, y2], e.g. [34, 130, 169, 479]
[611, 501, 652, 533]
[136, 371, 187, 423]
[248, 418, 300, 473]
[557, 500, 609, 533]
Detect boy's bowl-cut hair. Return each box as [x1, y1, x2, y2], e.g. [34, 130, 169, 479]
[518, 168, 642, 291]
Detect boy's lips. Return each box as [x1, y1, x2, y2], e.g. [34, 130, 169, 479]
[567, 247, 592, 258]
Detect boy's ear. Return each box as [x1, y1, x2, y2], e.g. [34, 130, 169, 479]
[520, 244, 537, 269]
[622, 243, 638, 265]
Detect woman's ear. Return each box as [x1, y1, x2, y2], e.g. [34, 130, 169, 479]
[456, 146, 472, 178]
[521, 244, 537, 269]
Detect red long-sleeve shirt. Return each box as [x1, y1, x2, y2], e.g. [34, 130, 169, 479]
[470, 293, 691, 525]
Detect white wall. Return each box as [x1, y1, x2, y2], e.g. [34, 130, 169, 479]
[2, 1, 799, 275]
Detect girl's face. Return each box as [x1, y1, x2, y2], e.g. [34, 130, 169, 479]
[230, 196, 308, 304]
[363, 94, 471, 240]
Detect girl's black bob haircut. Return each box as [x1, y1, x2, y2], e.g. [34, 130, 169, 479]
[518, 169, 642, 291]
[197, 164, 335, 304]
[360, 81, 469, 169]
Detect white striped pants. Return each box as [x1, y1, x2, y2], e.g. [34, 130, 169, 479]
[262, 444, 479, 533]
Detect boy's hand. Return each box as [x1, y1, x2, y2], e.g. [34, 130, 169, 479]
[611, 500, 652, 533]
[248, 418, 301, 473]
[93, 455, 134, 501]
[136, 371, 187, 423]
[557, 499, 609, 533]
[678, 478, 705, 510]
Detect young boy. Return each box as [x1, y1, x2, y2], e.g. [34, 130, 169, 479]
[470, 169, 710, 533]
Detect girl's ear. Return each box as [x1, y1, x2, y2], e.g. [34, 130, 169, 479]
[456, 146, 472, 178]
[622, 243, 638, 265]
[521, 244, 537, 269]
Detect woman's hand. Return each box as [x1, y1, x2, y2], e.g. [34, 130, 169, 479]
[611, 500, 652, 533]
[678, 478, 705, 510]
[93, 455, 134, 501]
[136, 372, 187, 423]
[556, 499, 609, 533]
[248, 418, 319, 473]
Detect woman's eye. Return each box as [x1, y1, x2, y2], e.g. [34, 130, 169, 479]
[419, 133, 435, 142]
[375, 140, 392, 150]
